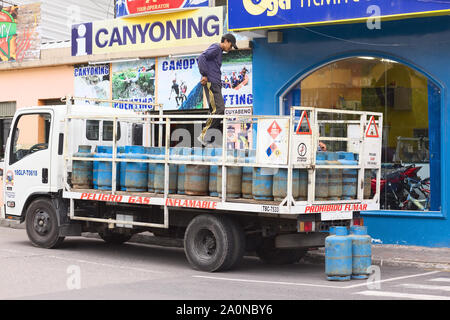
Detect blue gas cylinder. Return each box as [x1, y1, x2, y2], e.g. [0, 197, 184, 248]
[327, 152, 342, 200]
[206, 148, 218, 197]
[94, 152, 120, 191]
[242, 149, 255, 199]
[349, 226, 372, 279]
[252, 167, 274, 201]
[147, 147, 157, 193]
[154, 147, 178, 194]
[124, 153, 148, 192]
[315, 152, 328, 201]
[338, 152, 358, 200]
[185, 147, 209, 196]
[325, 226, 352, 281]
[217, 149, 243, 199]
[72, 145, 93, 189]
[93, 146, 112, 189]
[177, 147, 191, 195]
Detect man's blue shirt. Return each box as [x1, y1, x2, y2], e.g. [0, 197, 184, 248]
[198, 43, 222, 85]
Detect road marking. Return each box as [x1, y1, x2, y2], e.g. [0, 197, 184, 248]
[343, 270, 441, 289]
[429, 278, 450, 283]
[0, 248, 164, 274]
[356, 290, 450, 300]
[398, 283, 450, 292]
[192, 275, 343, 289]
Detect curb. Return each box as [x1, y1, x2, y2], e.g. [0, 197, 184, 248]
[304, 249, 450, 271]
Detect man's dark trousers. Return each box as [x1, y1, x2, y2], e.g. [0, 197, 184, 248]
[201, 82, 225, 143]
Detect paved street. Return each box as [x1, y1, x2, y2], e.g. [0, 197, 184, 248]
[0, 226, 449, 301]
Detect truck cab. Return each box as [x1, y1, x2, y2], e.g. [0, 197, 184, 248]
[1, 105, 133, 221]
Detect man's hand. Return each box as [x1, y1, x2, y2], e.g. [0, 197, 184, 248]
[200, 76, 208, 86]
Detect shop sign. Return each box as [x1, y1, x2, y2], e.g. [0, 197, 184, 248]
[72, 6, 222, 56]
[228, 0, 450, 31]
[74, 64, 111, 107]
[116, 0, 209, 18]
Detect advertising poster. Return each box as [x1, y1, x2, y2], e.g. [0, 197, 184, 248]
[116, 0, 209, 17]
[112, 59, 156, 110]
[74, 64, 111, 106]
[221, 50, 253, 108]
[158, 55, 204, 110]
[0, 3, 41, 62]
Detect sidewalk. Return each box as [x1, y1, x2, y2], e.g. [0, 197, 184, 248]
[1, 222, 449, 270]
[305, 245, 450, 271]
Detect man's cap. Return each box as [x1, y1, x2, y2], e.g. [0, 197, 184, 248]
[222, 33, 238, 49]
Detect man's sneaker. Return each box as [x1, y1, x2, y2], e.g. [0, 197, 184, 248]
[197, 135, 210, 147]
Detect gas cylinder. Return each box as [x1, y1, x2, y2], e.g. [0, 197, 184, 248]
[327, 152, 342, 200]
[297, 169, 308, 201]
[185, 148, 209, 196]
[273, 169, 300, 202]
[364, 169, 372, 199]
[349, 226, 372, 279]
[72, 145, 93, 189]
[177, 147, 191, 195]
[315, 152, 328, 201]
[252, 167, 274, 201]
[217, 149, 243, 199]
[338, 152, 358, 200]
[206, 148, 218, 197]
[242, 149, 255, 199]
[154, 147, 178, 194]
[325, 226, 352, 281]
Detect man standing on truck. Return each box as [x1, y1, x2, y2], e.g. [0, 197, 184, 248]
[197, 33, 238, 146]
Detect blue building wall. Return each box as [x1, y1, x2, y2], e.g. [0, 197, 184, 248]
[252, 16, 450, 247]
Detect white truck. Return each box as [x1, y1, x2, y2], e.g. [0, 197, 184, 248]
[0, 98, 382, 272]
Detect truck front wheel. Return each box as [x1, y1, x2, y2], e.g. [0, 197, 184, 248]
[184, 214, 242, 272]
[25, 198, 65, 249]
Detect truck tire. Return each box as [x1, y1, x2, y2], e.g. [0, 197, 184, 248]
[223, 217, 246, 271]
[184, 214, 239, 272]
[256, 238, 306, 265]
[99, 230, 132, 245]
[25, 198, 65, 249]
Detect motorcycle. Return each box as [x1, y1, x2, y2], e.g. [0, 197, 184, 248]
[371, 164, 423, 210]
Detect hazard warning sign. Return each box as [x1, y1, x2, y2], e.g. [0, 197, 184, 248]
[365, 116, 379, 138]
[295, 111, 312, 135]
[257, 118, 289, 165]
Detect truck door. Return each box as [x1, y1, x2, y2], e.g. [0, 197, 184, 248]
[3, 111, 53, 218]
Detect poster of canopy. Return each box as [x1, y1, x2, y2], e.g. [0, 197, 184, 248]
[157, 55, 204, 111]
[111, 58, 156, 111]
[0, 3, 41, 62]
[74, 64, 111, 106]
[221, 50, 253, 108]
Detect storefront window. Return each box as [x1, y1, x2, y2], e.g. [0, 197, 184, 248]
[282, 57, 440, 212]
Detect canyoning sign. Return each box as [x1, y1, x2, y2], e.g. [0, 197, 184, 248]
[116, 0, 209, 18]
[71, 6, 222, 56]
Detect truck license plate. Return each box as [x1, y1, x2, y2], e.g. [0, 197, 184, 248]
[321, 211, 352, 221]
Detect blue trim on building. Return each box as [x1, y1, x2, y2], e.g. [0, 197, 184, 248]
[252, 16, 450, 247]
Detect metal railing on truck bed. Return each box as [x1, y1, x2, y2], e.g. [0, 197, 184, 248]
[62, 97, 382, 229]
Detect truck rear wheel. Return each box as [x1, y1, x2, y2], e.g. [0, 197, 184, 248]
[25, 198, 65, 249]
[184, 214, 243, 272]
[256, 238, 306, 265]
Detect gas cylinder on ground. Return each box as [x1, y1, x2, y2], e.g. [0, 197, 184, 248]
[242, 149, 255, 199]
[315, 152, 328, 201]
[325, 226, 352, 281]
[185, 147, 209, 196]
[217, 149, 243, 199]
[349, 226, 372, 279]
[338, 152, 358, 200]
[327, 152, 343, 200]
[72, 145, 93, 189]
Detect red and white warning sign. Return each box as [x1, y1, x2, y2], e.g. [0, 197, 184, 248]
[295, 111, 312, 135]
[268, 121, 282, 139]
[363, 115, 382, 168]
[365, 116, 379, 138]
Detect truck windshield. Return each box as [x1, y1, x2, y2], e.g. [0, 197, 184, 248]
[10, 113, 51, 165]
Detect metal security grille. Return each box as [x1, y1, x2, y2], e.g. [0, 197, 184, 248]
[0, 101, 16, 119]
